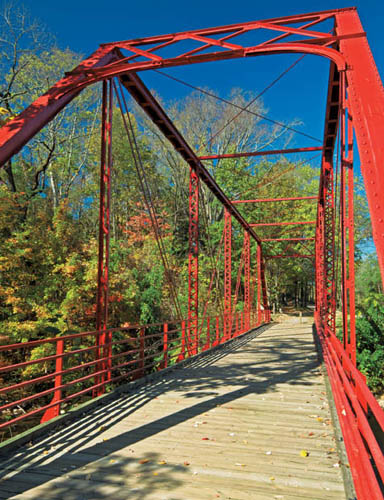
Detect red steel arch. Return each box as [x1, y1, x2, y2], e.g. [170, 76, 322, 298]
[1, 8, 384, 499]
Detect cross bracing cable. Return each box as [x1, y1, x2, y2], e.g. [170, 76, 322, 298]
[154, 69, 321, 144]
[113, 78, 183, 321]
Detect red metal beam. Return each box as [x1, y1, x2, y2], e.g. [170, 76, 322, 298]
[199, 147, 323, 161]
[261, 237, 315, 242]
[119, 72, 262, 245]
[259, 246, 270, 315]
[0, 47, 119, 166]
[335, 9, 384, 285]
[244, 231, 251, 330]
[232, 196, 317, 204]
[339, 71, 356, 366]
[251, 221, 316, 227]
[266, 254, 315, 258]
[0, 9, 357, 168]
[257, 245, 262, 324]
[94, 79, 113, 396]
[188, 168, 199, 356]
[224, 209, 232, 340]
[316, 60, 338, 338]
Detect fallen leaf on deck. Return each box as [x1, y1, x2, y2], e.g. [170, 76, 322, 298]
[270, 476, 275, 481]
[183, 461, 190, 466]
[300, 450, 309, 457]
[158, 461, 167, 465]
[153, 472, 158, 476]
[139, 459, 150, 464]
[317, 417, 323, 422]
[308, 432, 314, 436]
[109, 459, 116, 464]
[202, 437, 210, 440]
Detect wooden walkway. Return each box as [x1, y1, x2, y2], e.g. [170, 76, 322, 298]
[0, 322, 348, 499]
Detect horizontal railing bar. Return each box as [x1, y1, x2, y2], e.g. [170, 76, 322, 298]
[0, 312, 263, 430]
[326, 335, 384, 479]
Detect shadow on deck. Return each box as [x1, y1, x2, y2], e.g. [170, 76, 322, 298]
[0, 322, 346, 499]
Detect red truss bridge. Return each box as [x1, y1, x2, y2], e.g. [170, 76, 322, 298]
[0, 7, 384, 499]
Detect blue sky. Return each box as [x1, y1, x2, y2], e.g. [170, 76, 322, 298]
[20, 0, 383, 155]
[16, 1, 383, 257]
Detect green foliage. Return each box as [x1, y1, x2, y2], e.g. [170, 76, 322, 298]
[355, 294, 384, 394]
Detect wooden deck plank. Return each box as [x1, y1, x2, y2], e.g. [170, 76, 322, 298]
[0, 323, 348, 499]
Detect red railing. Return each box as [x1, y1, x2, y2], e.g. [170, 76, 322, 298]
[0, 308, 270, 435]
[315, 315, 384, 500]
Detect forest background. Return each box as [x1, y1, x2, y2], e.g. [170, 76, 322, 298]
[0, 2, 383, 396]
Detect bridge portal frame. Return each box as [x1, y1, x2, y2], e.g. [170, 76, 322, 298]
[1, 9, 384, 498]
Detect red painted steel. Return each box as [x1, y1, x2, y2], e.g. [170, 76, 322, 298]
[188, 168, 199, 356]
[257, 244, 262, 324]
[95, 79, 113, 396]
[266, 254, 315, 259]
[317, 61, 338, 338]
[120, 72, 262, 246]
[335, 10, 384, 286]
[251, 221, 316, 227]
[244, 231, 251, 330]
[0, 9, 358, 168]
[340, 72, 356, 365]
[1, 8, 384, 497]
[232, 196, 317, 203]
[224, 209, 232, 340]
[41, 339, 64, 422]
[261, 237, 315, 242]
[0, 309, 263, 431]
[316, 320, 384, 499]
[198, 147, 323, 160]
[163, 324, 168, 368]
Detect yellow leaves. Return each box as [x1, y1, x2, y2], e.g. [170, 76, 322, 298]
[300, 450, 309, 457]
[0, 107, 9, 115]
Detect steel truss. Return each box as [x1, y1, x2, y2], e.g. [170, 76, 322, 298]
[1, 8, 384, 498]
[188, 168, 199, 355]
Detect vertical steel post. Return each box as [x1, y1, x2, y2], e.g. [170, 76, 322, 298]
[224, 208, 232, 340]
[95, 79, 113, 395]
[40, 339, 64, 423]
[244, 231, 250, 330]
[177, 320, 186, 362]
[340, 72, 357, 365]
[188, 168, 199, 356]
[257, 243, 262, 324]
[259, 247, 269, 320]
[163, 323, 168, 369]
[139, 327, 145, 377]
